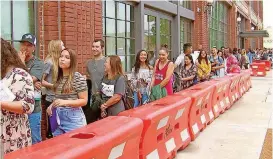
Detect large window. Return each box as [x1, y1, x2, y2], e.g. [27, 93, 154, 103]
[209, 1, 228, 49]
[144, 14, 156, 60]
[180, 18, 192, 52]
[1, 1, 35, 51]
[179, 0, 192, 10]
[103, 1, 135, 72]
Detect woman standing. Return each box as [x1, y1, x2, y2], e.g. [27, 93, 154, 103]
[225, 48, 241, 73]
[42, 40, 64, 138]
[196, 50, 211, 82]
[180, 54, 197, 89]
[1, 38, 34, 153]
[99, 55, 125, 118]
[131, 50, 153, 107]
[46, 48, 88, 137]
[240, 49, 249, 69]
[151, 45, 174, 95]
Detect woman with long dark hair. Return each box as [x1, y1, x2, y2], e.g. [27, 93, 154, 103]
[131, 50, 153, 107]
[180, 54, 197, 89]
[46, 48, 88, 137]
[196, 50, 211, 82]
[1, 38, 34, 153]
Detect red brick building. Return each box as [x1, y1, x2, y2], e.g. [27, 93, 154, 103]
[1, 0, 265, 73]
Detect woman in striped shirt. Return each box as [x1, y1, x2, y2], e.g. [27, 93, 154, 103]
[46, 48, 88, 137]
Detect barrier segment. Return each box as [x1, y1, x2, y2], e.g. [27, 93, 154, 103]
[202, 77, 231, 118]
[253, 60, 271, 71]
[241, 69, 252, 91]
[119, 95, 192, 159]
[251, 63, 266, 77]
[5, 116, 143, 159]
[226, 74, 241, 108]
[175, 83, 214, 141]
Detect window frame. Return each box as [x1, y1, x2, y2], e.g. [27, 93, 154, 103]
[1, 1, 38, 55]
[103, 1, 135, 72]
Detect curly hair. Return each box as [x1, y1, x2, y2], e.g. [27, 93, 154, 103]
[1, 38, 28, 78]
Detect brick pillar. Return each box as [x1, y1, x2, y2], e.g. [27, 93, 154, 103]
[245, 19, 251, 49]
[193, 1, 209, 51]
[39, 1, 102, 74]
[229, 5, 237, 49]
[60, 1, 102, 74]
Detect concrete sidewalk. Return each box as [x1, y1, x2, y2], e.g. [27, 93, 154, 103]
[177, 71, 273, 159]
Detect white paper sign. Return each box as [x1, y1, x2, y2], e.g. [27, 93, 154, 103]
[101, 83, 114, 97]
[0, 81, 15, 102]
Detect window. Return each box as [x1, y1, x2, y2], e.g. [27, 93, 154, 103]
[179, 0, 192, 10]
[180, 18, 192, 52]
[209, 1, 228, 49]
[103, 1, 135, 72]
[144, 15, 156, 62]
[1, 1, 35, 51]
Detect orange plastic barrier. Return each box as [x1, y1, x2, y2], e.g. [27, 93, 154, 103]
[239, 69, 252, 95]
[226, 73, 241, 107]
[251, 63, 266, 77]
[5, 116, 143, 159]
[202, 77, 232, 118]
[175, 83, 214, 141]
[119, 95, 192, 159]
[253, 60, 271, 71]
[241, 69, 252, 91]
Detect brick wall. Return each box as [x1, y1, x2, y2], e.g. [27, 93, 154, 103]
[229, 4, 237, 49]
[38, 1, 102, 74]
[192, 1, 209, 52]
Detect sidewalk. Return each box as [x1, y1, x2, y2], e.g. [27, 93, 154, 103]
[177, 71, 273, 159]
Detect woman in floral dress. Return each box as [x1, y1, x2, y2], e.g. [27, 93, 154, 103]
[1, 38, 34, 153]
[225, 48, 241, 73]
[180, 54, 197, 89]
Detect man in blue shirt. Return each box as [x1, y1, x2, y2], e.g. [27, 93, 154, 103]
[247, 48, 253, 64]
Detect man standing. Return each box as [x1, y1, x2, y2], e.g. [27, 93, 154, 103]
[174, 43, 193, 69]
[85, 39, 106, 123]
[210, 46, 225, 78]
[18, 33, 44, 144]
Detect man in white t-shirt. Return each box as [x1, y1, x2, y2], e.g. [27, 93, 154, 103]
[174, 43, 193, 69]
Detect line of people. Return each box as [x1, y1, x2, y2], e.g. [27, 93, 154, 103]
[1, 33, 270, 154]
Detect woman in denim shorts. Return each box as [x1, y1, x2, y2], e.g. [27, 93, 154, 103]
[47, 48, 88, 137]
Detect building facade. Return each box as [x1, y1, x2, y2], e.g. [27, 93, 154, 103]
[0, 0, 264, 73]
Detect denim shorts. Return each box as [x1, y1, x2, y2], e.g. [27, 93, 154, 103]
[53, 107, 87, 137]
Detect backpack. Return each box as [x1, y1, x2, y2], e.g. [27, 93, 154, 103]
[121, 75, 134, 110]
[173, 72, 181, 93]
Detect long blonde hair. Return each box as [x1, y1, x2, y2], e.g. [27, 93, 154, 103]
[46, 40, 62, 83]
[241, 49, 247, 56]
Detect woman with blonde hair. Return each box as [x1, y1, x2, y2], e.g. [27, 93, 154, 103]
[42, 40, 64, 138]
[46, 48, 88, 136]
[99, 55, 126, 118]
[240, 49, 249, 69]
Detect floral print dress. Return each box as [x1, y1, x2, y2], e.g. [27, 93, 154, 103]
[1, 68, 34, 154]
[180, 64, 197, 90]
[226, 55, 241, 73]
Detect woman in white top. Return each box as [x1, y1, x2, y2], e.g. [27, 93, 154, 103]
[131, 50, 153, 107]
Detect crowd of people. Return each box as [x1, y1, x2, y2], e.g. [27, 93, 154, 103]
[1, 33, 272, 154]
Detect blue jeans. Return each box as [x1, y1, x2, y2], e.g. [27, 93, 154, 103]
[28, 112, 42, 144]
[53, 107, 87, 137]
[133, 92, 149, 108]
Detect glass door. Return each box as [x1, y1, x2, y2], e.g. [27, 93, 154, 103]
[143, 9, 173, 65]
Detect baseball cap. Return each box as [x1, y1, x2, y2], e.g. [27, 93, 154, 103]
[19, 33, 36, 46]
